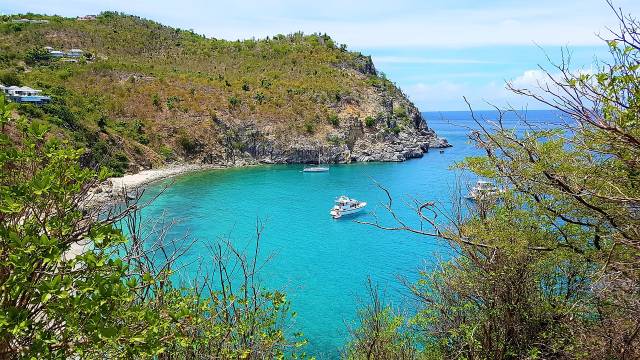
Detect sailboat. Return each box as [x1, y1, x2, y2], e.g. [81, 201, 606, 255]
[303, 149, 329, 172]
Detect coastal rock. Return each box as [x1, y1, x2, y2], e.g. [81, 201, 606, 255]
[194, 109, 450, 166]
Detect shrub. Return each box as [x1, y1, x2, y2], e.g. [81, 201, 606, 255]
[42, 103, 77, 129]
[364, 116, 375, 127]
[254, 92, 266, 104]
[160, 145, 174, 159]
[17, 103, 44, 118]
[260, 79, 272, 88]
[178, 134, 199, 155]
[0, 70, 21, 86]
[228, 96, 241, 107]
[393, 106, 407, 119]
[106, 151, 129, 176]
[328, 113, 339, 127]
[166, 95, 180, 110]
[97, 114, 107, 130]
[304, 120, 315, 134]
[151, 93, 161, 109]
[24, 47, 51, 65]
[0, 96, 304, 358]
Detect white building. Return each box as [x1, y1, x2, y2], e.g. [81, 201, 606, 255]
[77, 15, 97, 21]
[5, 86, 42, 97]
[1, 85, 51, 105]
[11, 19, 49, 24]
[66, 49, 84, 58]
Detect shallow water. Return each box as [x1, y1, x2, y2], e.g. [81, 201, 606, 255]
[139, 110, 560, 358]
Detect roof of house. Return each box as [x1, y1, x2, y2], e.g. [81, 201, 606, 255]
[7, 86, 41, 92]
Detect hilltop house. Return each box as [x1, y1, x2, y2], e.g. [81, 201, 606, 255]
[1, 84, 51, 105]
[66, 49, 84, 58]
[11, 18, 49, 24]
[45, 46, 85, 59]
[49, 50, 65, 58]
[77, 15, 97, 21]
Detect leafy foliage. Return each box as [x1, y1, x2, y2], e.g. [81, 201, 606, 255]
[0, 94, 305, 358]
[349, 6, 640, 360]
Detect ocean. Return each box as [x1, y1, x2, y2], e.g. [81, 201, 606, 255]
[138, 110, 562, 358]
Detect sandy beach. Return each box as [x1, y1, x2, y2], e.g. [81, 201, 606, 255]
[86, 163, 224, 209]
[109, 163, 218, 192]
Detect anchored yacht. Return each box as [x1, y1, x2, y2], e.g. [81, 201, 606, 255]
[303, 151, 329, 172]
[303, 166, 329, 172]
[330, 195, 367, 219]
[466, 180, 502, 201]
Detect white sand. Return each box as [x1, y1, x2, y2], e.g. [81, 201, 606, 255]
[85, 163, 223, 210]
[109, 163, 214, 192]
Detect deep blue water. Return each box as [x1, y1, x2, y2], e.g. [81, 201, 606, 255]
[139, 110, 561, 358]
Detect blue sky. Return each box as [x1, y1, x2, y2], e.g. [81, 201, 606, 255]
[3, 0, 640, 110]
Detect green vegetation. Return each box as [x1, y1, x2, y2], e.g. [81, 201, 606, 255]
[0, 12, 399, 174]
[327, 113, 339, 127]
[364, 116, 375, 127]
[0, 95, 305, 358]
[0, 70, 21, 86]
[346, 7, 640, 360]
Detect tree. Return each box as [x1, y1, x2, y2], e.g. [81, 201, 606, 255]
[343, 279, 417, 360]
[24, 47, 51, 65]
[0, 94, 306, 358]
[0, 71, 21, 86]
[0, 94, 150, 357]
[351, 3, 640, 359]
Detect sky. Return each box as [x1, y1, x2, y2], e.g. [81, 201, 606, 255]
[3, 0, 640, 110]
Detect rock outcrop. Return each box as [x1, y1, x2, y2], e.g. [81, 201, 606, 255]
[190, 58, 451, 167]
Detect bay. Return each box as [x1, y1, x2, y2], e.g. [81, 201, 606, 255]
[138, 110, 561, 358]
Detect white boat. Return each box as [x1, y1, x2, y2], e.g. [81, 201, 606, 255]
[466, 180, 502, 201]
[303, 151, 329, 172]
[303, 166, 329, 172]
[330, 195, 367, 219]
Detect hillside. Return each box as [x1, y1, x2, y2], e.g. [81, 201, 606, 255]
[0, 12, 448, 175]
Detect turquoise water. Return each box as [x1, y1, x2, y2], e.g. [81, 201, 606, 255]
[139, 110, 560, 358]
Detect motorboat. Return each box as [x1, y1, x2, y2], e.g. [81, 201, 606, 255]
[330, 195, 367, 219]
[466, 180, 502, 201]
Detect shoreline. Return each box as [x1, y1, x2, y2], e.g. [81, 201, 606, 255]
[110, 163, 222, 192]
[86, 163, 227, 210]
[87, 138, 453, 210]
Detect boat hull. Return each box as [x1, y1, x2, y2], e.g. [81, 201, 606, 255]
[330, 202, 367, 219]
[303, 167, 329, 172]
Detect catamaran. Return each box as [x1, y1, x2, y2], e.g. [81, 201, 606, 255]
[466, 180, 502, 201]
[303, 151, 329, 172]
[329, 195, 367, 219]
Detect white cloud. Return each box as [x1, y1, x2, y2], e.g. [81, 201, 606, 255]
[510, 69, 552, 89]
[404, 68, 579, 111]
[4, 0, 640, 48]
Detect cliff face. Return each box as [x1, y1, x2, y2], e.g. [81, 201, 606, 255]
[0, 13, 449, 173]
[208, 92, 450, 167]
[187, 57, 449, 167]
